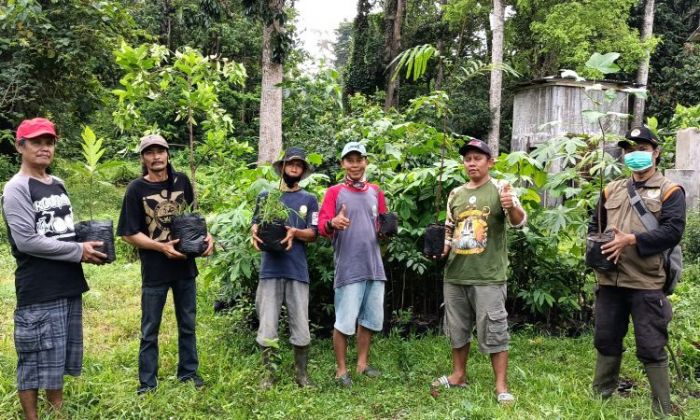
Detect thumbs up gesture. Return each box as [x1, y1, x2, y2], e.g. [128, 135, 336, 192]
[500, 183, 514, 210]
[331, 204, 351, 231]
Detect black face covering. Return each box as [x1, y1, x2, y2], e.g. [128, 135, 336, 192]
[283, 173, 301, 188]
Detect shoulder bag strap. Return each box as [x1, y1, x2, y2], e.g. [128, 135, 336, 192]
[626, 179, 660, 232]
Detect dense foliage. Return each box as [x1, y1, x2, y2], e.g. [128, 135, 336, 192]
[1, 0, 700, 335]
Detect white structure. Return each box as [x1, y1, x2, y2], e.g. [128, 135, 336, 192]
[666, 128, 700, 211]
[511, 78, 631, 152]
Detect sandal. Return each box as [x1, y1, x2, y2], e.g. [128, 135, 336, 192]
[335, 372, 352, 388]
[431, 375, 467, 389]
[359, 365, 381, 378]
[497, 392, 515, 404]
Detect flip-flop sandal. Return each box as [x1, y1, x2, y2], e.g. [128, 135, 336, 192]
[431, 375, 467, 389]
[497, 392, 515, 404]
[335, 372, 352, 388]
[360, 365, 382, 378]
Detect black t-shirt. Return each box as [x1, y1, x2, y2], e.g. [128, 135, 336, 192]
[2, 175, 88, 307]
[117, 172, 198, 286]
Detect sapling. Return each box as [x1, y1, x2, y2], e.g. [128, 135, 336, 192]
[74, 126, 116, 263]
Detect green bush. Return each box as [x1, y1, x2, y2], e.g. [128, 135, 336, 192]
[669, 262, 700, 379]
[683, 211, 700, 264]
[0, 154, 18, 186]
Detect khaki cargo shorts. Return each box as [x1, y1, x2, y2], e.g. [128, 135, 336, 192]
[443, 282, 509, 354]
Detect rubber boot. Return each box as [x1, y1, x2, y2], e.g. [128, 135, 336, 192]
[644, 362, 672, 417]
[293, 345, 314, 388]
[260, 346, 277, 389]
[592, 352, 622, 398]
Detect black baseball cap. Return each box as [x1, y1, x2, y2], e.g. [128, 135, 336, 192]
[459, 138, 492, 158]
[618, 126, 659, 148]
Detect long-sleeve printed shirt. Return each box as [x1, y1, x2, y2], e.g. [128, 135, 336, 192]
[2, 174, 87, 306]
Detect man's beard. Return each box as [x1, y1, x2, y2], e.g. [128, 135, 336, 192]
[283, 173, 301, 188]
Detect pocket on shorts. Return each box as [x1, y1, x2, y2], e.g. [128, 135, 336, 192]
[485, 308, 509, 347]
[14, 310, 54, 353]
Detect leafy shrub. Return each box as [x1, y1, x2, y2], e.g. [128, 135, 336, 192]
[683, 211, 700, 264]
[0, 154, 18, 186]
[668, 262, 700, 379]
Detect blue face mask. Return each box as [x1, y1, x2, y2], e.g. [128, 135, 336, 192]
[623, 151, 653, 172]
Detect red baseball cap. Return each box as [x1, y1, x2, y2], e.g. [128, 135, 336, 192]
[16, 118, 58, 144]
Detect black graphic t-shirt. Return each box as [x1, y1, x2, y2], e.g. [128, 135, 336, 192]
[2, 174, 87, 306]
[117, 172, 198, 286]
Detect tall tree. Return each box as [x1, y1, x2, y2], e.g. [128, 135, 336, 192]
[343, 0, 385, 100]
[487, 0, 505, 155]
[383, 0, 406, 110]
[434, 0, 448, 91]
[633, 0, 656, 126]
[258, 0, 285, 164]
[244, 0, 292, 165]
[644, 0, 700, 124]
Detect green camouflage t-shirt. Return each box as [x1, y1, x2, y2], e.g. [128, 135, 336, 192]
[443, 179, 509, 285]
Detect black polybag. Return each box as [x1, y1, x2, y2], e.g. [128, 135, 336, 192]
[423, 223, 446, 258]
[585, 231, 617, 271]
[379, 212, 399, 237]
[75, 220, 116, 263]
[258, 220, 287, 252]
[171, 213, 208, 256]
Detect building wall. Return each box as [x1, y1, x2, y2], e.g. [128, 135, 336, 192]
[511, 79, 631, 152]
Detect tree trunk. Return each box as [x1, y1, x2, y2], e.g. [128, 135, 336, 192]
[257, 0, 284, 165]
[487, 0, 504, 156]
[188, 109, 198, 208]
[161, 0, 172, 50]
[384, 0, 405, 111]
[633, 0, 655, 127]
[434, 0, 448, 91]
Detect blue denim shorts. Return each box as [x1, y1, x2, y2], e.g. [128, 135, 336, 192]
[334, 280, 385, 335]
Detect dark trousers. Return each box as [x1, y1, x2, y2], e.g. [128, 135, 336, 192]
[594, 285, 672, 364]
[139, 277, 199, 388]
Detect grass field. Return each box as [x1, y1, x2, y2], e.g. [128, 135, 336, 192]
[1, 246, 698, 419]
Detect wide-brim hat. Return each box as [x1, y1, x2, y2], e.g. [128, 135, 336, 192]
[272, 147, 313, 180]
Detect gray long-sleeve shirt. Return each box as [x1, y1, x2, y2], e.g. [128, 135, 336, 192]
[2, 173, 87, 306]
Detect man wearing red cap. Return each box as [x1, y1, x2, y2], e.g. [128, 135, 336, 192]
[2, 118, 106, 419]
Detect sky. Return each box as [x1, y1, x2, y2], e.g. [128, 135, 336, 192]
[293, 0, 358, 71]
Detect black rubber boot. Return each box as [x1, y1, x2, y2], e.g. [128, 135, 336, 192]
[592, 352, 622, 398]
[260, 346, 278, 389]
[293, 345, 314, 388]
[644, 362, 672, 417]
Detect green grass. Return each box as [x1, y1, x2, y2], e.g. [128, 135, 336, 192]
[1, 248, 699, 419]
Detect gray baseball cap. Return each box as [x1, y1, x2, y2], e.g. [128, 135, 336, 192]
[139, 134, 169, 153]
[341, 141, 367, 159]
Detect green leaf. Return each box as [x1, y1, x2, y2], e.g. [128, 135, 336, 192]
[585, 52, 620, 75]
[307, 153, 323, 166]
